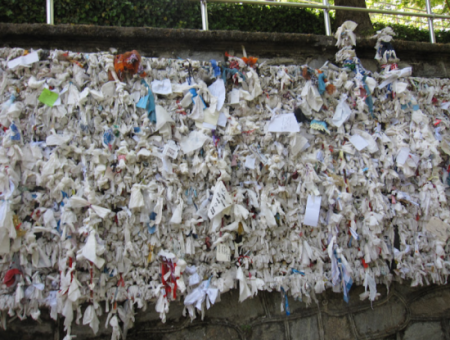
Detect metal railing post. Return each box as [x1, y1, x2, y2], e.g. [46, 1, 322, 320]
[323, 0, 331, 36]
[46, 0, 54, 25]
[201, 0, 209, 31]
[426, 0, 436, 43]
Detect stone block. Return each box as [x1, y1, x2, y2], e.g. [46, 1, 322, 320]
[289, 316, 319, 340]
[251, 321, 285, 340]
[403, 322, 444, 340]
[410, 288, 450, 317]
[353, 297, 406, 337]
[323, 315, 353, 340]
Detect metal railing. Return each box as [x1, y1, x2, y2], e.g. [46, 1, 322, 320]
[45, 0, 450, 43]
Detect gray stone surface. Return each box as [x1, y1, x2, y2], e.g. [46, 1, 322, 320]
[353, 297, 407, 337]
[402, 322, 444, 340]
[410, 288, 450, 317]
[250, 322, 285, 340]
[322, 315, 353, 340]
[2, 282, 450, 339]
[289, 316, 320, 340]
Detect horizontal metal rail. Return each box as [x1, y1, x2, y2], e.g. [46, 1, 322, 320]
[193, 0, 447, 43]
[42, 0, 448, 43]
[199, 0, 450, 19]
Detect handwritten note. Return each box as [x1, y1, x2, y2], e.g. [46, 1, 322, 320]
[163, 144, 178, 159]
[208, 181, 233, 219]
[268, 113, 300, 133]
[216, 243, 231, 262]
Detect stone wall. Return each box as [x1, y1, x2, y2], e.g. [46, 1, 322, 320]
[2, 282, 450, 339]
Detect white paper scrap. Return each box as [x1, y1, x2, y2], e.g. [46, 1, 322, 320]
[268, 113, 300, 133]
[217, 112, 227, 127]
[208, 181, 233, 219]
[229, 89, 240, 105]
[441, 102, 450, 110]
[163, 144, 178, 159]
[304, 195, 322, 227]
[216, 244, 231, 262]
[180, 130, 208, 154]
[7, 51, 39, 69]
[349, 135, 369, 151]
[245, 155, 256, 169]
[202, 122, 216, 130]
[151, 79, 172, 95]
[208, 79, 226, 111]
[396, 147, 410, 165]
[426, 217, 450, 242]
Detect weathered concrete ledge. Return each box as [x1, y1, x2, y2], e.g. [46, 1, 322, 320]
[0, 23, 449, 77]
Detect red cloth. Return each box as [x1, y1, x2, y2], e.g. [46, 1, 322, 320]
[4, 268, 22, 287]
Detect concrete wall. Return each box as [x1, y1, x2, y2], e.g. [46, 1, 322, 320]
[1, 23, 450, 79]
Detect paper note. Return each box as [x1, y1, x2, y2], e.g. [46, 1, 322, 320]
[202, 122, 216, 130]
[151, 79, 172, 95]
[229, 89, 240, 105]
[245, 155, 256, 169]
[203, 108, 220, 126]
[216, 243, 231, 262]
[44, 84, 66, 106]
[268, 113, 300, 133]
[180, 130, 209, 154]
[290, 135, 309, 156]
[136, 94, 149, 109]
[396, 147, 410, 165]
[426, 217, 450, 242]
[39, 88, 59, 107]
[217, 112, 227, 127]
[208, 79, 226, 111]
[304, 195, 321, 227]
[7, 51, 39, 69]
[441, 102, 450, 111]
[208, 181, 233, 219]
[396, 191, 419, 206]
[155, 105, 174, 132]
[163, 144, 178, 159]
[189, 272, 201, 286]
[349, 135, 369, 151]
[249, 145, 269, 166]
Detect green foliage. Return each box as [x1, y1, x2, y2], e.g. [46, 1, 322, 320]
[240, 324, 252, 337]
[400, 0, 449, 14]
[207, 3, 330, 34]
[373, 22, 450, 43]
[0, 0, 329, 34]
[0, 0, 449, 43]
